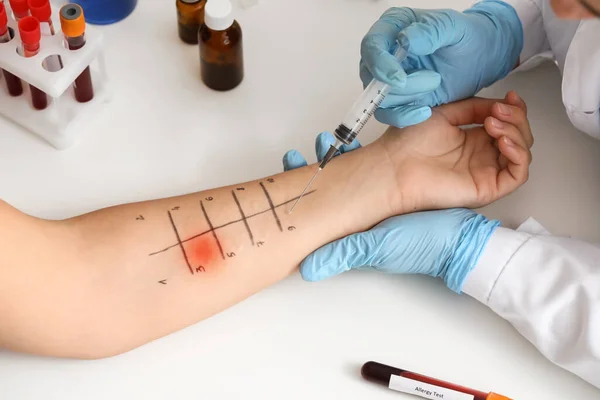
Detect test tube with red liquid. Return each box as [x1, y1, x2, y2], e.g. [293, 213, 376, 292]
[60, 4, 94, 103]
[8, 0, 29, 20]
[0, 2, 24, 96]
[28, 0, 63, 72]
[18, 16, 48, 110]
[28, 0, 54, 35]
[362, 361, 512, 400]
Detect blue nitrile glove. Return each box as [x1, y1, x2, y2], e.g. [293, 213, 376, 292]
[282, 132, 363, 171]
[282, 133, 500, 293]
[361, 1, 524, 128]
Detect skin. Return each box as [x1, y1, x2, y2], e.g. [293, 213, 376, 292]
[550, 0, 600, 19]
[0, 93, 531, 359]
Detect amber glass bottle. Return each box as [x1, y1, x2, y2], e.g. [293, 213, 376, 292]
[176, 0, 206, 44]
[199, 0, 244, 91]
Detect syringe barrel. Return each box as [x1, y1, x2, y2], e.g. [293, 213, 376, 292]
[336, 79, 391, 144]
[334, 35, 409, 146]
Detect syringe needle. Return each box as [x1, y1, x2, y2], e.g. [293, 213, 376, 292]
[289, 167, 321, 214]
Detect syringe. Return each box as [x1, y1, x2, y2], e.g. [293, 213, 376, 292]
[289, 36, 410, 213]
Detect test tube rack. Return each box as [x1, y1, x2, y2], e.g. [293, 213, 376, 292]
[0, 3, 111, 150]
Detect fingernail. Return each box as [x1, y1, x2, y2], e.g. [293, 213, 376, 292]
[491, 117, 504, 129]
[513, 91, 522, 102]
[497, 103, 510, 116]
[503, 136, 514, 147]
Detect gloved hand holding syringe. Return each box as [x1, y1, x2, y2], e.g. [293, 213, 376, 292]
[289, 35, 410, 212]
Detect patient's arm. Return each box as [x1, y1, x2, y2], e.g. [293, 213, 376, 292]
[0, 95, 532, 359]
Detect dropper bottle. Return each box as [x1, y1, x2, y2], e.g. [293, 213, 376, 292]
[176, 0, 206, 44]
[0, 2, 23, 96]
[199, 0, 244, 91]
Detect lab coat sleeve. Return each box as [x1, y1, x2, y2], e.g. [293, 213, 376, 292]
[496, 0, 552, 67]
[462, 227, 600, 389]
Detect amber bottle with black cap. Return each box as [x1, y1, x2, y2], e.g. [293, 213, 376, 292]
[199, 0, 243, 91]
[176, 0, 206, 44]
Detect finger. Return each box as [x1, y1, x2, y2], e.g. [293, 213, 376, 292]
[282, 150, 308, 172]
[484, 116, 529, 151]
[315, 132, 337, 162]
[491, 102, 533, 148]
[496, 136, 531, 197]
[359, 60, 375, 88]
[375, 105, 432, 128]
[437, 97, 501, 126]
[361, 8, 415, 86]
[401, 10, 467, 56]
[300, 232, 375, 282]
[379, 70, 441, 108]
[505, 90, 527, 115]
[340, 138, 362, 154]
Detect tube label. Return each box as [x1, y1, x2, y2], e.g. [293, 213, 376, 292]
[389, 375, 475, 400]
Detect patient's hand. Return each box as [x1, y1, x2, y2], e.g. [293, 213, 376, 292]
[379, 91, 532, 212]
[285, 91, 532, 214]
[283, 91, 532, 286]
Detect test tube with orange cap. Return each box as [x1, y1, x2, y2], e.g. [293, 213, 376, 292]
[18, 16, 48, 110]
[361, 361, 512, 400]
[8, 0, 29, 20]
[0, 2, 24, 96]
[27, 0, 54, 35]
[60, 3, 94, 103]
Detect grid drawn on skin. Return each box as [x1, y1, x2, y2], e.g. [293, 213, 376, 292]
[152, 185, 316, 274]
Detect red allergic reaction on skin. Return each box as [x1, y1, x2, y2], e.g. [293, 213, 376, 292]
[186, 235, 220, 273]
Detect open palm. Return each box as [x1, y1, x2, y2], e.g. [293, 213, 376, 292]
[380, 91, 532, 211]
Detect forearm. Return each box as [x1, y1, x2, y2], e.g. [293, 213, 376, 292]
[0, 140, 404, 358]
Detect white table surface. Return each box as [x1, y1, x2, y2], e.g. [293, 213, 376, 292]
[1, 0, 600, 399]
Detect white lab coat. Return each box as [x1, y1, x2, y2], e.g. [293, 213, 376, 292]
[464, 0, 600, 390]
[502, 0, 600, 138]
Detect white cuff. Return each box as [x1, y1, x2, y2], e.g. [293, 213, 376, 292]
[462, 227, 532, 305]
[500, 0, 549, 64]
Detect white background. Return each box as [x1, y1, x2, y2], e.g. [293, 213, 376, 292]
[1, 0, 600, 399]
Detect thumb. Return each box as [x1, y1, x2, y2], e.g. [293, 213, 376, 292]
[282, 150, 308, 172]
[402, 11, 466, 56]
[300, 232, 377, 282]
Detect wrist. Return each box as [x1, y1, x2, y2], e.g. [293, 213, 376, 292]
[321, 140, 414, 226]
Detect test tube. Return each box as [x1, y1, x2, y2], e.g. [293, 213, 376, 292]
[60, 4, 94, 103]
[0, 2, 23, 96]
[362, 362, 511, 400]
[18, 16, 48, 110]
[28, 0, 54, 35]
[8, 0, 29, 20]
[28, 0, 63, 72]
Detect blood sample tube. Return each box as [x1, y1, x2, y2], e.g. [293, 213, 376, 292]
[0, 2, 23, 96]
[361, 362, 511, 400]
[28, 0, 54, 35]
[60, 4, 93, 103]
[18, 16, 48, 110]
[8, 0, 29, 20]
